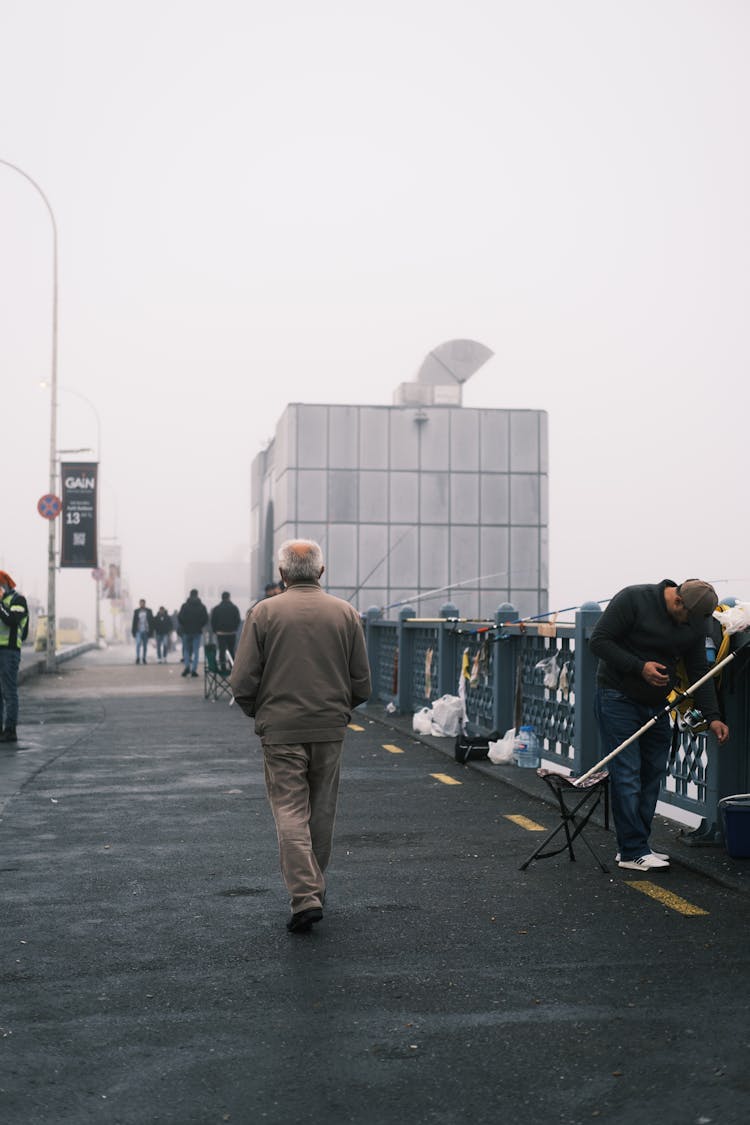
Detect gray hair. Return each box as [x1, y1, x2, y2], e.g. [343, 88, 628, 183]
[278, 539, 324, 582]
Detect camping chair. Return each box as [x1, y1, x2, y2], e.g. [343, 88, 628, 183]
[204, 643, 233, 703]
[519, 768, 611, 873]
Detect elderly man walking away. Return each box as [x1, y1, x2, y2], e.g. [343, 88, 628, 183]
[230, 539, 371, 934]
[590, 578, 729, 872]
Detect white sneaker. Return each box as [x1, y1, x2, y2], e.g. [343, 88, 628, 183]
[617, 853, 670, 871]
[615, 849, 669, 863]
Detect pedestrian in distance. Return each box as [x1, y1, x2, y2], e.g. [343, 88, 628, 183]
[589, 578, 729, 872]
[230, 539, 372, 934]
[178, 589, 208, 678]
[210, 591, 242, 672]
[170, 609, 180, 660]
[153, 606, 173, 663]
[0, 570, 29, 744]
[131, 599, 155, 665]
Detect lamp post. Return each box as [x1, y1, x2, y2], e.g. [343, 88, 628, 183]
[0, 158, 59, 672]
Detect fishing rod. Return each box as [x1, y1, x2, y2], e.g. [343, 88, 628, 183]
[381, 571, 511, 613]
[403, 597, 613, 628]
[496, 599, 613, 629]
[346, 527, 414, 604]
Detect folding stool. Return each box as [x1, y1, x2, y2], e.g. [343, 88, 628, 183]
[204, 642, 233, 703]
[519, 768, 610, 873]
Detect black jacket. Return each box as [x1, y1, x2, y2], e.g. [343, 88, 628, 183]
[211, 599, 241, 634]
[589, 579, 720, 718]
[131, 606, 155, 637]
[178, 595, 208, 635]
[153, 611, 172, 636]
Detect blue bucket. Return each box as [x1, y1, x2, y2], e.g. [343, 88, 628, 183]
[719, 794, 750, 859]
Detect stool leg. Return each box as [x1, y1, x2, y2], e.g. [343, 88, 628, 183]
[519, 782, 609, 873]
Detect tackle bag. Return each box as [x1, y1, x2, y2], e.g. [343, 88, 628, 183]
[454, 729, 501, 764]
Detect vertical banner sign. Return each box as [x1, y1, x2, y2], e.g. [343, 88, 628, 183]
[60, 461, 99, 568]
[100, 542, 122, 602]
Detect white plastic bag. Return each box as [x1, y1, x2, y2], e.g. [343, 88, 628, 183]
[429, 694, 465, 737]
[714, 602, 750, 635]
[488, 728, 516, 764]
[534, 653, 561, 689]
[412, 707, 433, 735]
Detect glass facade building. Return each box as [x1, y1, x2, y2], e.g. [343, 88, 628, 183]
[251, 402, 548, 619]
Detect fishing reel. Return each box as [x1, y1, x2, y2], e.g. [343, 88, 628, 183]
[676, 705, 709, 734]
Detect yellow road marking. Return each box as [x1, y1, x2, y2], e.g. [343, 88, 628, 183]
[383, 743, 404, 754]
[431, 773, 462, 786]
[626, 880, 708, 916]
[505, 814, 546, 832]
[348, 724, 365, 731]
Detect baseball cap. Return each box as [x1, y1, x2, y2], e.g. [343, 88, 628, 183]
[678, 579, 718, 620]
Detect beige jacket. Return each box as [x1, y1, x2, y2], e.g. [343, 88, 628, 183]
[229, 582, 372, 745]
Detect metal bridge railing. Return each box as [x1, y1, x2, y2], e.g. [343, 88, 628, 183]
[363, 601, 749, 842]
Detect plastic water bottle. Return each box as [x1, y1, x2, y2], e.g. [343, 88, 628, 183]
[705, 635, 717, 664]
[513, 724, 541, 768]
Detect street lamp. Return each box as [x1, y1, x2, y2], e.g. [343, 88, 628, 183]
[0, 158, 59, 672]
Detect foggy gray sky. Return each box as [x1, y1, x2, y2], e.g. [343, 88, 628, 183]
[1, 0, 748, 631]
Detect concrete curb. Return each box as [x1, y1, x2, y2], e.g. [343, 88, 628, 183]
[18, 642, 98, 682]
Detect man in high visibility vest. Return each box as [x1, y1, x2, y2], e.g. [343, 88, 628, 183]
[0, 569, 29, 744]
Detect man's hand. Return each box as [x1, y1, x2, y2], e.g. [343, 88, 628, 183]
[710, 720, 730, 745]
[642, 661, 669, 688]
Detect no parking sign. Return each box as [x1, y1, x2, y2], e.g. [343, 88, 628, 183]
[37, 493, 62, 519]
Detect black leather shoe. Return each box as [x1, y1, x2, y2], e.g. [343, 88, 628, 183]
[286, 907, 323, 934]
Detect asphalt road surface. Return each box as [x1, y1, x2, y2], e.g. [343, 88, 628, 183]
[2, 647, 749, 1125]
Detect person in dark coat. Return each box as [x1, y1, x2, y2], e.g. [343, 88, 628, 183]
[131, 599, 155, 665]
[153, 606, 173, 663]
[177, 589, 208, 678]
[210, 591, 241, 672]
[590, 578, 729, 872]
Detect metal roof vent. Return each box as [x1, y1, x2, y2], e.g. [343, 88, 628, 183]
[393, 338, 494, 406]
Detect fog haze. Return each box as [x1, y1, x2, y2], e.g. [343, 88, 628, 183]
[2, 1, 748, 633]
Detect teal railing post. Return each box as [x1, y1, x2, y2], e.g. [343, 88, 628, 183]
[493, 603, 518, 734]
[396, 606, 416, 714]
[364, 606, 382, 705]
[438, 602, 459, 697]
[574, 601, 603, 775]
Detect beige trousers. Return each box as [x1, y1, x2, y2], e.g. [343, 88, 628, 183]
[262, 740, 343, 914]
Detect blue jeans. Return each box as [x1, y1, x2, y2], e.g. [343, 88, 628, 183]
[0, 647, 21, 727]
[183, 633, 201, 673]
[156, 634, 169, 660]
[594, 687, 671, 861]
[135, 631, 149, 662]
